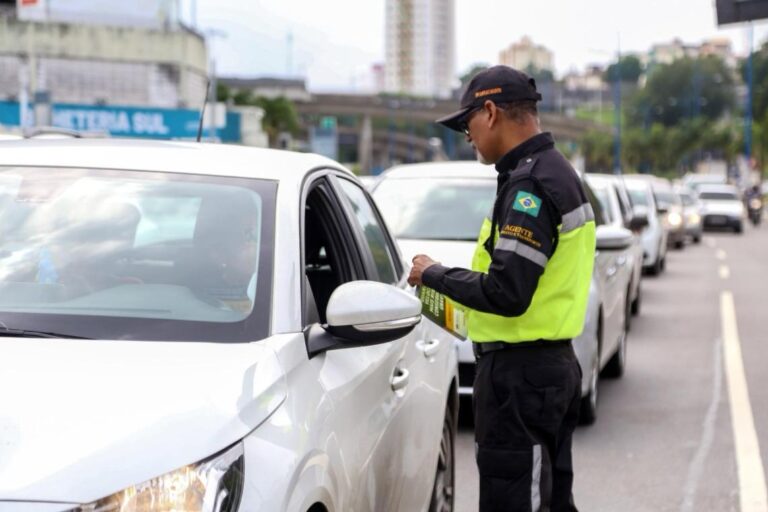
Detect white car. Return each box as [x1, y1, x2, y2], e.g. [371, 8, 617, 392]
[373, 162, 631, 424]
[623, 176, 669, 275]
[0, 140, 459, 512]
[698, 183, 745, 233]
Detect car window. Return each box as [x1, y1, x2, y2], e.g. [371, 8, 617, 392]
[582, 181, 606, 227]
[592, 186, 615, 224]
[627, 186, 650, 208]
[699, 191, 739, 200]
[373, 177, 496, 241]
[337, 178, 399, 284]
[0, 166, 276, 342]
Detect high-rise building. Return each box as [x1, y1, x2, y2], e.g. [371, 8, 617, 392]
[385, 0, 455, 99]
[499, 36, 554, 73]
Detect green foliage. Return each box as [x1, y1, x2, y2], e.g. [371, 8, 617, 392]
[230, 91, 300, 146]
[740, 42, 768, 120]
[216, 83, 231, 103]
[631, 55, 735, 127]
[604, 55, 644, 84]
[581, 130, 614, 172]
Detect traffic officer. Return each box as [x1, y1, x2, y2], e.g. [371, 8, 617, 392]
[408, 65, 596, 512]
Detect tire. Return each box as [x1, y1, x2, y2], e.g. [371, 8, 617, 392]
[693, 234, 702, 244]
[659, 255, 667, 272]
[624, 285, 633, 332]
[579, 352, 599, 425]
[674, 239, 685, 249]
[735, 222, 743, 234]
[647, 255, 662, 276]
[428, 401, 456, 512]
[631, 280, 642, 316]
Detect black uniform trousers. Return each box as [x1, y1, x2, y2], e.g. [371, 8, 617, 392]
[473, 341, 582, 512]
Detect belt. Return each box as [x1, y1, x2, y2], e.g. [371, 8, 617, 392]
[473, 339, 572, 358]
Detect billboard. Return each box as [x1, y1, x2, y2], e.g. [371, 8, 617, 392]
[716, 0, 768, 25]
[16, 0, 179, 29]
[0, 101, 241, 142]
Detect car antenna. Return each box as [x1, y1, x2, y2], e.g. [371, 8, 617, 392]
[196, 79, 212, 143]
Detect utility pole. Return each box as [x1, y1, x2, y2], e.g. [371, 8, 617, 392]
[613, 36, 622, 175]
[745, 22, 754, 165]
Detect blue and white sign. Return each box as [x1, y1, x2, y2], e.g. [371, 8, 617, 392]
[0, 101, 241, 142]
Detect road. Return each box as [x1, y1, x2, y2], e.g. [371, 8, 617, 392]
[454, 224, 768, 512]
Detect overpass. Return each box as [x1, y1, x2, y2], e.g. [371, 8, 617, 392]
[295, 93, 605, 170]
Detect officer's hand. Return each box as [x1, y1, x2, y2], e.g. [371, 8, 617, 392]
[408, 254, 438, 287]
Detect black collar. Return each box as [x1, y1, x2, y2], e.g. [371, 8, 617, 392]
[494, 132, 555, 173]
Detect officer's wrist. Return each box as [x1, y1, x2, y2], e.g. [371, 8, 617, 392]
[422, 263, 448, 289]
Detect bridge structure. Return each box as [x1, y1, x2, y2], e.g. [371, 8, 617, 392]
[294, 93, 606, 172]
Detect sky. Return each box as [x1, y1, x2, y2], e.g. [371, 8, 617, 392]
[189, 0, 768, 93]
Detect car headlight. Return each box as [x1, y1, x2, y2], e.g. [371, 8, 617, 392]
[75, 443, 244, 512]
[667, 212, 683, 227]
[687, 212, 701, 224]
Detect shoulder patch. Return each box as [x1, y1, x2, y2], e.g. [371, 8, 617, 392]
[512, 190, 542, 217]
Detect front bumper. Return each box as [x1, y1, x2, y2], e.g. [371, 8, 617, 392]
[703, 214, 741, 229]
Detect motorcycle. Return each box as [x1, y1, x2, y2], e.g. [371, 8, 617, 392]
[748, 196, 763, 226]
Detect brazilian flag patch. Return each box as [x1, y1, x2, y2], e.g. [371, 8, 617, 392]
[512, 191, 542, 217]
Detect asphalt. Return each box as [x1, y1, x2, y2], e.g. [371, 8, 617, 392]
[454, 222, 768, 512]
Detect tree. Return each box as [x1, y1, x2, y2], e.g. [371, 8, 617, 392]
[216, 83, 231, 103]
[581, 130, 613, 172]
[631, 55, 735, 127]
[253, 97, 301, 146]
[604, 55, 644, 84]
[740, 42, 768, 120]
[524, 64, 555, 84]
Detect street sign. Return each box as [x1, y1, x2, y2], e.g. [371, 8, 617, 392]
[716, 0, 768, 25]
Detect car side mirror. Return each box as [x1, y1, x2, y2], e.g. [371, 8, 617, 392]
[306, 281, 422, 357]
[628, 213, 649, 231]
[596, 225, 634, 251]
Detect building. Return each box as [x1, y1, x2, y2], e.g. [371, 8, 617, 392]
[384, 0, 456, 99]
[0, 1, 207, 109]
[646, 37, 737, 69]
[219, 77, 311, 102]
[499, 36, 554, 74]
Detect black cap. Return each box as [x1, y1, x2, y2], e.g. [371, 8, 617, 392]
[436, 65, 542, 132]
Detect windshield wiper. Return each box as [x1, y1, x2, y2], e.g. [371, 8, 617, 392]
[0, 326, 91, 339]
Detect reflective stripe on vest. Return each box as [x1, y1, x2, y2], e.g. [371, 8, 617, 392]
[466, 202, 596, 343]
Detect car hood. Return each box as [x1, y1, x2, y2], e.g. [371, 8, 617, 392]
[701, 200, 744, 216]
[397, 238, 478, 269]
[0, 337, 287, 504]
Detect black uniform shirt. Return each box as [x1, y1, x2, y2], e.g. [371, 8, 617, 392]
[422, 132, 569, 318]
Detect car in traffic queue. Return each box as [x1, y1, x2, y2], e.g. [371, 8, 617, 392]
[372, 162, 633, 424]
[678, 189, 704, 243]
[625, 174, 686, 249]
[622, 176, 669, 275]
[0, 139, 459, 512]
[584, 173, 647, 320]
[698, 183, 746, 233]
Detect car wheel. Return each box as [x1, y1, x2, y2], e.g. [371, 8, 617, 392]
[674, 239, 685, 249]
[603, 319, 627, 379]
[693, 234, 702, 244]
[624, 286, 633, 331]
[428, 402, 455, 512]
[579, 352, 599, 425]
[631, 280, 642, 316]
[659, 255, 667, 272]
[735, 222, 743, 234]
[647, 255, 662, 276]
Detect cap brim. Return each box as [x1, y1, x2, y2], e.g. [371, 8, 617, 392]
[435, 106, 471, 132]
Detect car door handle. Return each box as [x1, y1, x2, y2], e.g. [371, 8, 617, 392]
[617, 255, 627, 266]
[391, 367, 410, 392]
[418, 338, 441, 358]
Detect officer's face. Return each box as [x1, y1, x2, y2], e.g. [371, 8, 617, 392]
[464, 105, 495, 165]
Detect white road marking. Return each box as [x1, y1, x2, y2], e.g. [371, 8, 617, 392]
[721, 291, 768, 512]
[720, 265, 731, 280]
[680, 336, 723, 512]
[716, 249, 728, 261]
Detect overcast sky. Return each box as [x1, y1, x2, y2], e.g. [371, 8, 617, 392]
[189, 0, 768, 92]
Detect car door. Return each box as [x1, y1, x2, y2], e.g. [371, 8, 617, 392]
[585, 184, 622, 365]
[300, 175, 413, 512]
[333, 175, 451, 511]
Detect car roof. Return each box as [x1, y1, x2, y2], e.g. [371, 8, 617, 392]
[381, 161, 497, 180]
[0, 139, 350, 184]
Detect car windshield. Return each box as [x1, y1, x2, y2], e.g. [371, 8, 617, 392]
[626, 186, 650, 207]
[591, 186, 615, 223]
[699, 191, 739, 200]
[373, 178, 496, 241]
[0, 166, 276, 342]
[679, 193, 695, 206]
[654, 190, 682, 208]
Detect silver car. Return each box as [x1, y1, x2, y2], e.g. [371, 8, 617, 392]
[623, 176, 669, 275]
[373, 162, 632, 424]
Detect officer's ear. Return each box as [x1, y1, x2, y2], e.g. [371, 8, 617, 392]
[485, 100, 502, 129]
